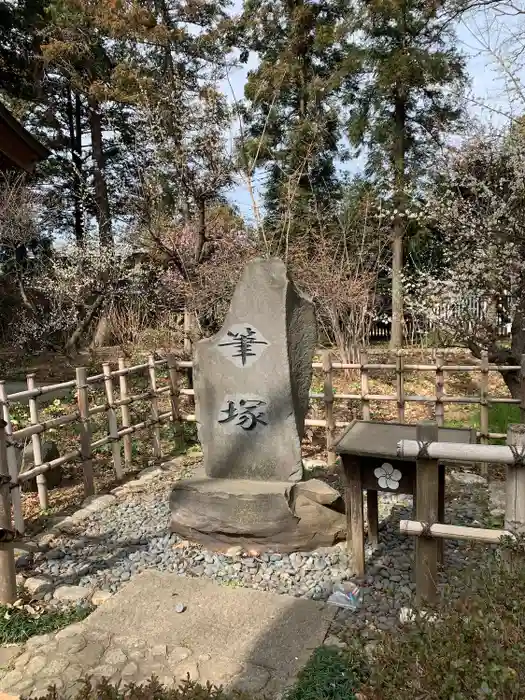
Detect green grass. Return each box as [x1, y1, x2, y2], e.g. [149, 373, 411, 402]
[282, 646, 366, 700]
[0, 604, 92, 644]
[445, 403, 521, 444]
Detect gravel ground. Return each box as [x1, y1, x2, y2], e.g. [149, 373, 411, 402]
[17, 460, 500, 644]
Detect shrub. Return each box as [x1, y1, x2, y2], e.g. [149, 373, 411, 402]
[360, 541, 525, 700]
[33, 677, 252, 700]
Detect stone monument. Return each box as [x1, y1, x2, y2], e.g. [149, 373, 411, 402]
[195, 257, 315, 482]
[170, 258, 346, 551]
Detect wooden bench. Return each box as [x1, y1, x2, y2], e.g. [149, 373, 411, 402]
[334, 420, 477, 575]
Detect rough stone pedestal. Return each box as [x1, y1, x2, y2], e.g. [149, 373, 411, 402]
[170, 468, 346, 552]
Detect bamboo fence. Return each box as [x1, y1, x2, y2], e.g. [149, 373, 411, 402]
[0, 349, 522, 601]
[0, 348, 522, 527]
[0, 353, 186, 538]
[178, 348, 525, 469]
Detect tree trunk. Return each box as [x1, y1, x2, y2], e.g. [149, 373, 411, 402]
[88, 94, 112, 247]
[391, 226, 404, 348]
[91, 313, 111, 348]
[66, 88, 84, 246]
[390, 88, 407, 350]
[65, 291, 106, 352]
[194, 198, 206, 263]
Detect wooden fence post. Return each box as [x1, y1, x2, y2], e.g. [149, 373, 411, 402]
[148, 355, 162, 460]
[435, 351, 445, 427]
[102, 363, 123, 480]
[0, 420, 17, 604]
[183, 309, 192, 355]
[479, 351, 490, 478]
[520, 355, 525, 425]
[323, 351, 336, 467]
[360, 350, 370, 421]
[396, 350, 405, 422]
[118, 357, 133, 468]
[505, 424, 525, 535]
[166, 354, 184, 449]
[26, 373, 48, 510]
[415, 422, 439, 605]
[0, 382, 24, 535]
[76, 367, 95, 497]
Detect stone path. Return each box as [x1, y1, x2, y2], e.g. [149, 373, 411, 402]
[0, 571, 335, 699]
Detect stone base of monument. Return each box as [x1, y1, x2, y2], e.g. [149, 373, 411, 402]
[169, 468, 346, 552]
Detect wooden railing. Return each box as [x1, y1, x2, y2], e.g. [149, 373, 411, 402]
[398, 423, 525, 605]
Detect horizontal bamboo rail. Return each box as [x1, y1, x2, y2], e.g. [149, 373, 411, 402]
[400, 520, 513, 544]
[398, 439, 522, 464]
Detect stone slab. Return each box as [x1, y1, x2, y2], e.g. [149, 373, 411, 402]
[194, 258, 316, 481]
[0, 573, 336, 696]
[170, 468, 346, 551]
[85, 570, 335, 690]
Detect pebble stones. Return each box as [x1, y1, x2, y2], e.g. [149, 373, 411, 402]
[21, 467, 494, 645]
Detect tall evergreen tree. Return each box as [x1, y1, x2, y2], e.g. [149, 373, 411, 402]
[240, 0, 357, 251]
[348, 0, 466, 347]
[0, 0, 46, 100]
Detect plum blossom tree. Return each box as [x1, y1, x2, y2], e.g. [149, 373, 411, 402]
[406, 126, 525, 397]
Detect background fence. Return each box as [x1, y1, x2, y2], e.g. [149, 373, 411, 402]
[0, 348, 523, 537]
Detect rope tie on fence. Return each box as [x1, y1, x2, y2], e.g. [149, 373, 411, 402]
[416, 440, 432, 459]
[420, 521, 435, 537]
[510, 444, 525, 467]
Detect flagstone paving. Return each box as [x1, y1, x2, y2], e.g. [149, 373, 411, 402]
[0, 571, 335, 699]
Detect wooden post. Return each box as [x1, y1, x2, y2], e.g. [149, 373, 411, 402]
[360, 350, 370, 421]
[26, 374, 48, 510]
[102, 363, 123, 480]
[183, 308, 192, 355]
[342, 455, 365, 576]
[0, 382, 24, 535]
[415, 422, 439, 605]
[148, 355, 161, 460]
[505, 424, 525, 535]
[76, 367, 95, 497]
[118, 357, 132, 468]
[521, 355, 525, 425]
[323, 351, 336, 467]
[480, 351, 490, 478]
[435, 351, 445, 427]
[396, 350, 405, 422]
[0, 420, 17, 604]
[166, 354, 184, 450]
[367, 490, 379, 548]
[434, 351, 445, 565]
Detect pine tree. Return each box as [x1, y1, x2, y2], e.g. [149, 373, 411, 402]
[0, 0, 46, 100]
[240, 0, 357, 251]
[348, 0, 466, 348]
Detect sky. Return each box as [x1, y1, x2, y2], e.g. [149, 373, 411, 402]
[223, 4, 524, 221]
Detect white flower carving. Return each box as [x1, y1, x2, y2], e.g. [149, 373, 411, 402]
[374, 462, 402, 490]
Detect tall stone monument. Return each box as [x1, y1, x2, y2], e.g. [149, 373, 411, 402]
[170, 258, 346, 552]
[194, 257, 316, 482]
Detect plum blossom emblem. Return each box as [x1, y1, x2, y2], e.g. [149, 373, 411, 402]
[374, 463, 402, 490]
